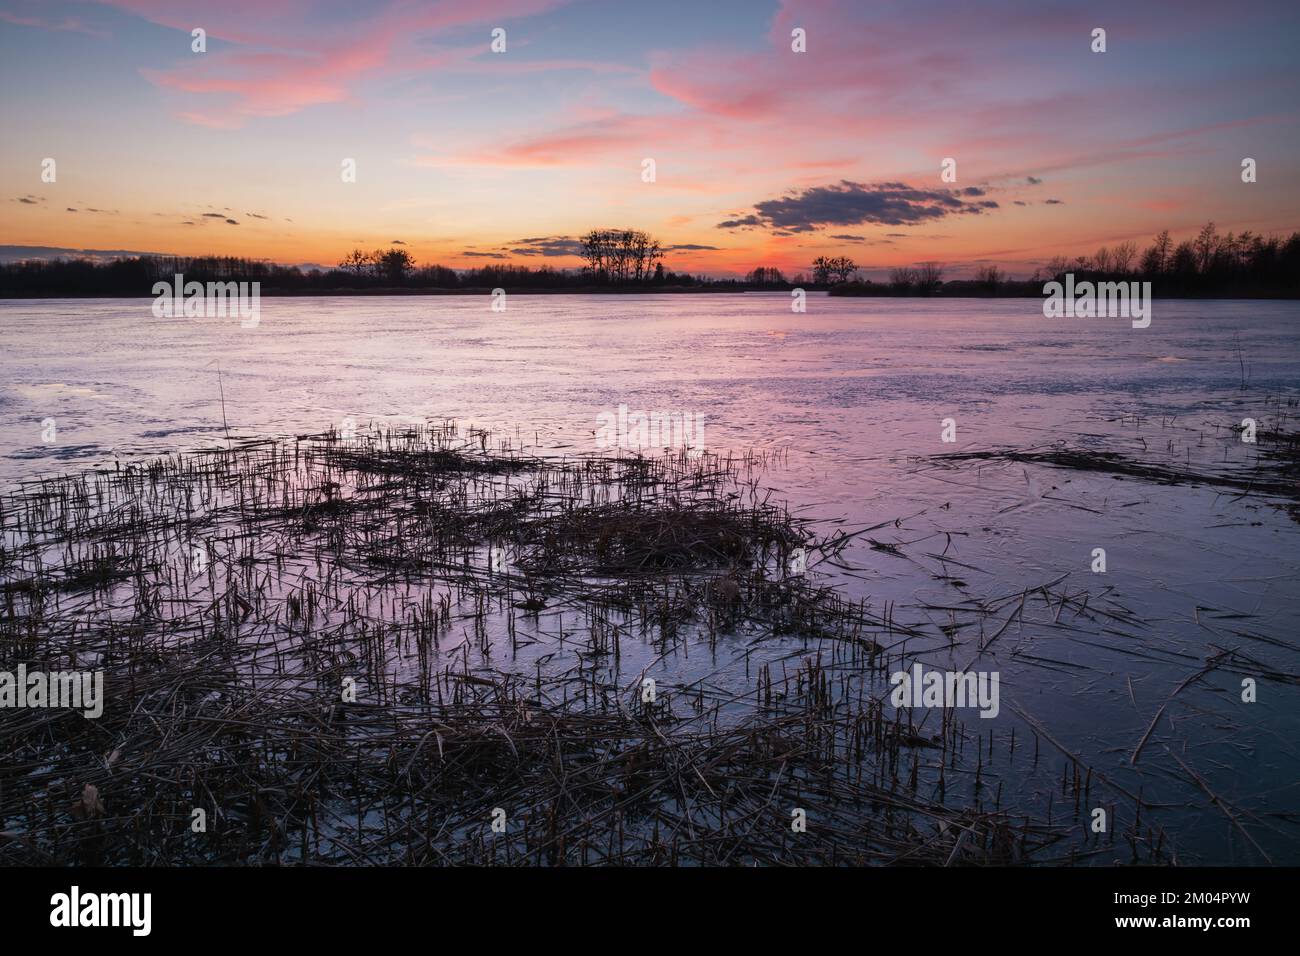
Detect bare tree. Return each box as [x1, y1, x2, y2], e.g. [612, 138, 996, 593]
[889, 266, 918, 289]
[1153, 230, 1172, 273]
[916, 261, 945, 294]
[1042, 255, 1071, 279]
[975, 264, 1004, 290]
[580, 229, 663, 283]
[339, 249, 371, 276]
[372, 247, 415, 284]
[811, 256, 859, 285]
[746, 266, 787, 286]
[1194, 221, 1220, 273]
[830, 256, 858, 283]
[1111, 241, 1137, 274]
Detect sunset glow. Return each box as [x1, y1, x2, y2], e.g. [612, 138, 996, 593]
[2, 0, 1298, 277]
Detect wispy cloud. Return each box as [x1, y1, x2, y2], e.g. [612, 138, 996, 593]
[108, 0, 571, 126]
[0, 8, 111, 39]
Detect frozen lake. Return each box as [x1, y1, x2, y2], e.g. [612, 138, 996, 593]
[2, 294, 1298, 864]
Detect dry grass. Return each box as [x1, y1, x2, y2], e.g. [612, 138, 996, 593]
[0, 423, 1166, 865]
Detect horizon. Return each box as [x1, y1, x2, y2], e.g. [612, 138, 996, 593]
[5, 0, 1300, 892]
[2, 0, 1299, 280]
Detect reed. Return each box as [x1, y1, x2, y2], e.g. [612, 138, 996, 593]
[0, 422, 1175, 865]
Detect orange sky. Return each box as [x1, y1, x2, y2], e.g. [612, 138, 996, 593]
[3, 0, 1298, 278]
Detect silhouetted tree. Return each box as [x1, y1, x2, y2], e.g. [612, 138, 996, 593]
[917, 261, 945, 294]
[746, 266, 788, 286]
[889, 266, 918, 290]
[812, 256, 857, 284]
[339, 249, 371, 276]
[1040, 256, 1071, 280]
[5, 222, 1299, 298]
[1194, 222, 1220, 274]
[1151, 230, 1172, 274]
[830, 256, 858, 283]
[1111, 241, 1137, 273]
[579, 228, 663, 283]
[975, 264, 1004, 290]
[373, 247, 415, 284]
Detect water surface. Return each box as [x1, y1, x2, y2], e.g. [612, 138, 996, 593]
[2, 294, 1298, 864]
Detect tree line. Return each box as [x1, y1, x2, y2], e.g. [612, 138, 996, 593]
[1034, 222, 1300, 295]
[0, 230, 687, 296]
[832, 223, 1300, 297]
[2, 222, 1296, 297]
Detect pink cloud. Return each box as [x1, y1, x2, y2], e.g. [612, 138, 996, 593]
[0, 9, 111, 38]
[96, 0, 571, 126]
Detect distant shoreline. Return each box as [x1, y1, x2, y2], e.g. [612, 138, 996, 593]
[2, 288, 1298, 300]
